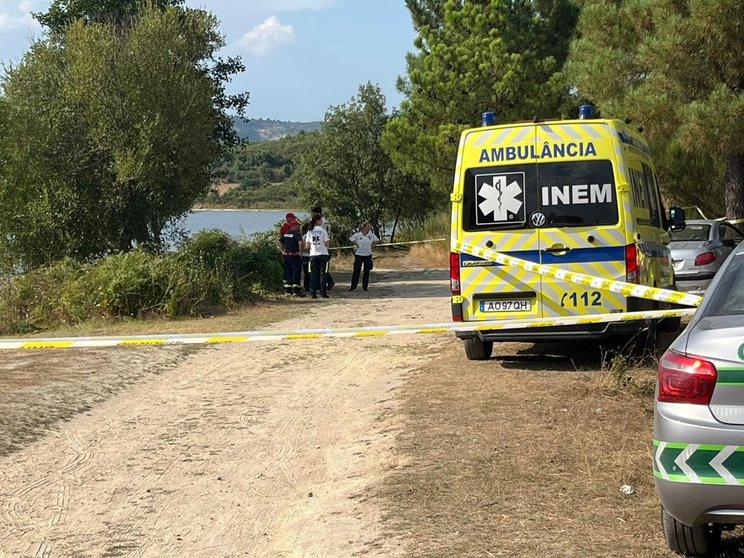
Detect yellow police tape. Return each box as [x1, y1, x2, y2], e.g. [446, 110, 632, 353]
[0, 308, 696, 350]
[1, 243, 703, 350]
[330, 238, 447, 251]
[454, 241, 704, 308]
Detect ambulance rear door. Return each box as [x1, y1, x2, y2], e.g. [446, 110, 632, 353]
[533, 122, 627, 318]
[458, 124, 545, 321]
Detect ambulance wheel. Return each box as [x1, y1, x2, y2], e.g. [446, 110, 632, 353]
[464, 338, 493, 360]
[658, 316, 682, 333]
[640, 318, 659, 354]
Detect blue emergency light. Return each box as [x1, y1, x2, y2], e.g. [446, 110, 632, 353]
[482, 112, 496, 126]
[579, 104, 593, 119]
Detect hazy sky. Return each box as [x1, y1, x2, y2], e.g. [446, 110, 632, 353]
[0, 0, 417, 121]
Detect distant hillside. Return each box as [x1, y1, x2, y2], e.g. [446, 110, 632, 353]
[232, 117, 322, 142]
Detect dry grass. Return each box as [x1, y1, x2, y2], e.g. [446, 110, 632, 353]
[376, 340, 679, 557]
[330, 240, 449, 272]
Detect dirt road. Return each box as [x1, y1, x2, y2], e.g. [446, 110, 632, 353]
[0, 268, 708, 557]
[0, 270, 451, 557]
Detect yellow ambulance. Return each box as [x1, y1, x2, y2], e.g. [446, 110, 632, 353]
[450, 106, 685, 360]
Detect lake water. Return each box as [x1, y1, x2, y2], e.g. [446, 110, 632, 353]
[175, 209, 307, 240]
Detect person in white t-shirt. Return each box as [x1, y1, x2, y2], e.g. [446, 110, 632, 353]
[304, 213, 331, 299]
[348, 222, 380, 291]
[311, 206, 335, 290]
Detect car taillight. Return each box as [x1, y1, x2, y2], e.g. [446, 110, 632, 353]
[694, 251, 717, 266]
[658, 350, 717, 405]
[450, 252, 461, 295]
[625, 243, 639, 283]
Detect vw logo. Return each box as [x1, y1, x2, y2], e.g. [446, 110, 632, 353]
[530, 212, 546, 228]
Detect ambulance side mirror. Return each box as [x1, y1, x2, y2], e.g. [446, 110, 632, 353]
[669, 207, 686, 232]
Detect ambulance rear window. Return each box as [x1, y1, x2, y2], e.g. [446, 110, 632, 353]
[462, 160, 618, 231]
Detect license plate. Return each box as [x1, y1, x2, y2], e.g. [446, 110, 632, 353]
[479, 299, 531, 312]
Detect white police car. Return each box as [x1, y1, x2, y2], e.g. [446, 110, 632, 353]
[655, 241, 744, 555]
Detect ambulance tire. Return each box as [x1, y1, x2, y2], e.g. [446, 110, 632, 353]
[659, 289, 683, 333]
[640, 318, 659, 354]
[464, 338, 493, 361]
[658, 315, 682, 333]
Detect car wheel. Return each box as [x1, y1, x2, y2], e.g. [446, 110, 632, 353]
[464, 337, 493, 360]
[661, 507, 720, 557]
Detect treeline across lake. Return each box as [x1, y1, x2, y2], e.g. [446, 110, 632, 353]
[204, 131, 317, 209]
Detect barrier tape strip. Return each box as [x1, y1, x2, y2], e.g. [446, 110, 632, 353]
[329, 238, 447, 251]
[455, 241, 704, 307]
[0, 308, 695, 350]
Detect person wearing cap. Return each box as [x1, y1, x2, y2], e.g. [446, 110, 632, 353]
[348, 222, 380, 291]
[279, 213, 304, 296]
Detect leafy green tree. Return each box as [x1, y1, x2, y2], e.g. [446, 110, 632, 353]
[0, 3, 245, 269]
[295, 83, 434, 237]
[569, 0, 744, 219]
[36, 0, 248, 148]
[35, 0, 183, 32]
[384, 0, 580, 200]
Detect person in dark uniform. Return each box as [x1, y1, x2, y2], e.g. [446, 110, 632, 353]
[279, 213, 304, 296]
[300, 222, 311, 293]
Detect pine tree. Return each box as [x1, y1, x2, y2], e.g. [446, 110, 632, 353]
[384, 0, 579, 200]
[570, 0, 744, 219]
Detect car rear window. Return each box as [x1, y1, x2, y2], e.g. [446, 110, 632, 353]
[699, 251, 744, 316]
[462, 160, 618, 231]
[670, 224, 710, 242]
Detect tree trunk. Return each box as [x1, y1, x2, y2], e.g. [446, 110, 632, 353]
[390, 212, 400, 243]
[725, 153, 744, 220]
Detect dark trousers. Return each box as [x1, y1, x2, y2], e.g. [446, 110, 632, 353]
[283, 255, 302, 292]
[310, 255, 329, 295]
[325, 253, 334, 288]
[301, 255, 311, 291]
[350, 255, 373, 290]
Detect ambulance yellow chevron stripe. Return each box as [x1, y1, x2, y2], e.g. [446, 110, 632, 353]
[454, 241, 704, 307]
[0, 309, 696, 350]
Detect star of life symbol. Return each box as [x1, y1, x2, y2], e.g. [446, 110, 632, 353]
[477, 174, 524, 223]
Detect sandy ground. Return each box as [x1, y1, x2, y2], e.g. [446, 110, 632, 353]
[3, 268, 740, 557]
[0, 269, 451, 558]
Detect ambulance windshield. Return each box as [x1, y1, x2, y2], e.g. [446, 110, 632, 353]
[462, 160, 618, 231]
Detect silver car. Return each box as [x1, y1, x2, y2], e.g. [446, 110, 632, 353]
[655, 242, 744, 556]
[669, 219, 744, 295]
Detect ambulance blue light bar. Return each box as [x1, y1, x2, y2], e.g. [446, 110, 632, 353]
[579, 104, 593, 120]
[482, 112, 496, 126]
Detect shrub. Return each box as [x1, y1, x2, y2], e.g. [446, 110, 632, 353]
[0, 229, 284, 334]
[395, 211, 450, 242]
[0, 259, 84, 333]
